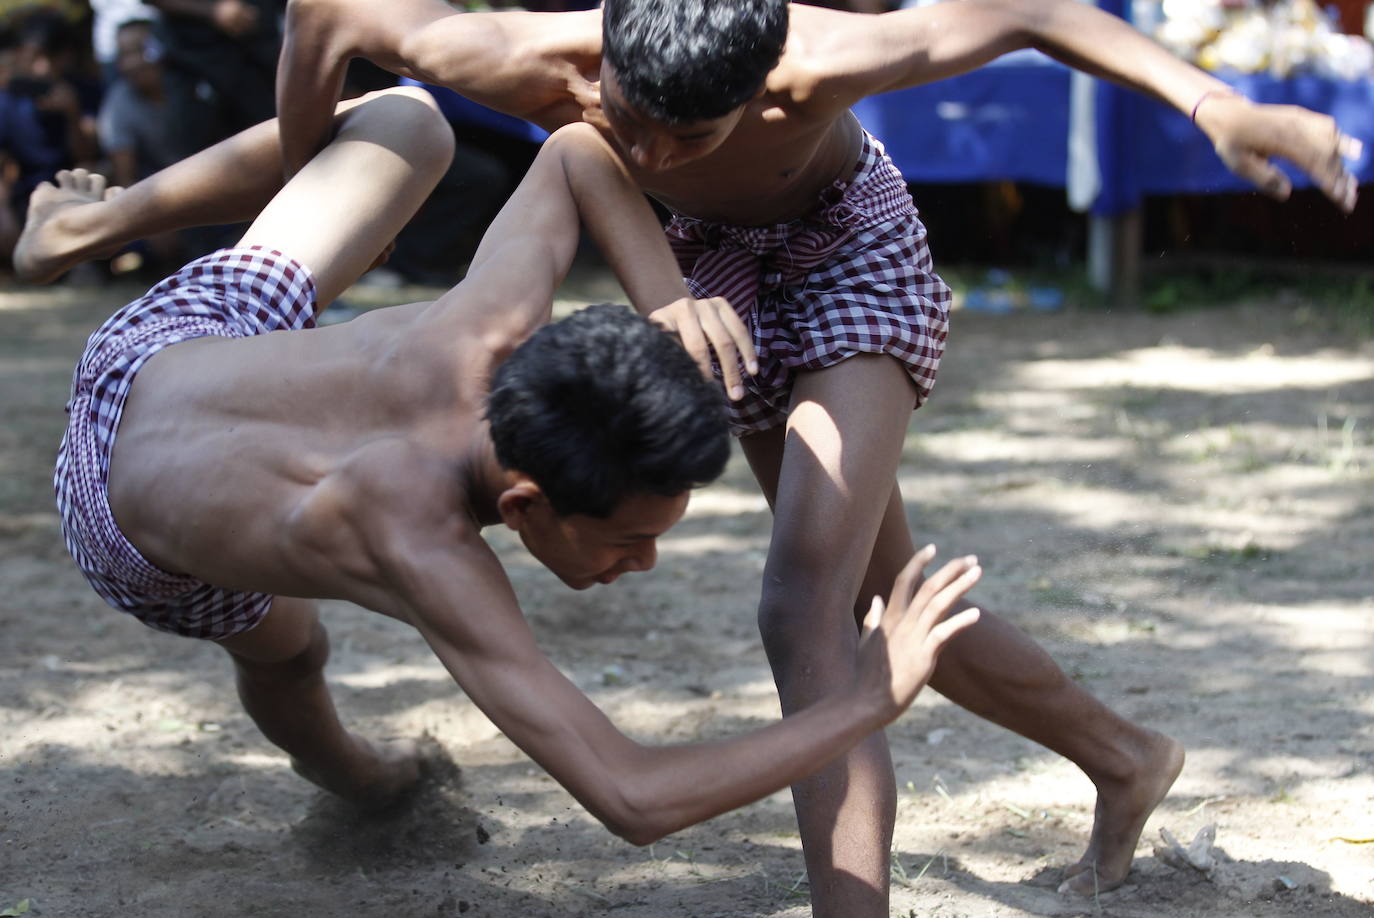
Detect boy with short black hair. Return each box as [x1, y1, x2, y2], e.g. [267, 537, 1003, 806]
[270, 1, 1363, 909]
[29, 86, 982, 844]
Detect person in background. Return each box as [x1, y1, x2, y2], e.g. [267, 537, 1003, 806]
[146, 0, 283, 255]
[97, 17, 183, 274]
[89, 0, 160, 83]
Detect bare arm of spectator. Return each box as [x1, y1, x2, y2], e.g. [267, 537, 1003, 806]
[146, 0, 261, 37]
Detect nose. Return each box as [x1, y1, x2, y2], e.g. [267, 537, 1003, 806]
[625, 540, 658, 573]
[629, 140, 673, 173]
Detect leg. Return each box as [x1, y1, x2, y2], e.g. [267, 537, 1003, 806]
[14, 87, 451, 292]
[854, 492, 1184, 894]
[234, 86, 453, 306]
[740, 354, 918, 918]
[218, 596, 423, 807]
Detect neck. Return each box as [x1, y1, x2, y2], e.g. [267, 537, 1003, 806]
[462, 427, 509, 529]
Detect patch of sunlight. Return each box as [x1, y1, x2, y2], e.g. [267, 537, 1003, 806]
[996, 484, 1147, 529]
[1242, 754, 1362, 783]
[1296, 650, 1374, 678]
[659, 532, 762, 555]
[222, 751, 291, 771]
[1254, 604, 1373, 666]
[685, 488, 769, 517]
[0, 290, 86, 310]
[329, 658, 450, 689]
[1014, 346, 1373, 394]
[915, 429, 1131, 464]
[1172, 747, 1373, 800]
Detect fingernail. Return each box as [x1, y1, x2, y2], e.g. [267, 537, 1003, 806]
[966, 555, 978, 564]
[729, 386, 744, 400]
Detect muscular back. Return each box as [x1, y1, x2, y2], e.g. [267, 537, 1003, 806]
[105, 299, 489, 606]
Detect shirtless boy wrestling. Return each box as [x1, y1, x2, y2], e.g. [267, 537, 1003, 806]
[32, 87, 982, 846]
[262, 1, 1364, 909]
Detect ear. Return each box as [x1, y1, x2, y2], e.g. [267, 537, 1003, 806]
[496, 477, 545, 531]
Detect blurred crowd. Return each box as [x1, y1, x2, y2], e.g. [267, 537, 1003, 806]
[0, 0, 919, 285]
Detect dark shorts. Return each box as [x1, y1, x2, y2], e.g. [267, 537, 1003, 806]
[667, 130, 950, 435]
[54, 246, 317, 640]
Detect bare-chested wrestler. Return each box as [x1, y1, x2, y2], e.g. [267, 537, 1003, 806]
[36, 1, 1365, 909]
[32, 87, 986, 845]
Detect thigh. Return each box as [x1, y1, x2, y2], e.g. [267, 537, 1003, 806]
[753, 354, 918, 612]
[217, 595, 321, 665]
[235, 87, 454, 307]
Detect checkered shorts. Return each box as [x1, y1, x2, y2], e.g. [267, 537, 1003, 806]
[666, 130, 950, 434]
[54, 246, 317, 640]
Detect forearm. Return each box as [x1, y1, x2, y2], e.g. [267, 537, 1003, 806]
[871, 0, 1226, 113]
[604, 690, 889, 844]
[278, 0, 367, 176]
[554, 126, 689, 314]
[1010, 0, 1228, 114]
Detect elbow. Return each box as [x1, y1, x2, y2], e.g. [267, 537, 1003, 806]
[588, 782, 676, 847]
[599, 809, 671, 847]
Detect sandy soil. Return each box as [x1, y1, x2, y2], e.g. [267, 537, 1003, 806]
[2, 272, 1371, 917]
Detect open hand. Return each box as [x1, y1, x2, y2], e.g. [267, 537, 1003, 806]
[1197, 94, 1363, 214]
[648, 296, 758, 401]
[856, 546, 982, 721]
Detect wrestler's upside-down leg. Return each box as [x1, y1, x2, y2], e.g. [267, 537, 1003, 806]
[15, 86, 450, 302]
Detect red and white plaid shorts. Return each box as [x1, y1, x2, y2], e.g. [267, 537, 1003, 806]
[667, 130, 950, 435]
[54, 246, 316, 640]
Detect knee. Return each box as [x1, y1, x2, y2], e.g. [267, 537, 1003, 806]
[351, 87, 455, 174]
[756, 583, 861, 691]
[232, 620, 331, 684]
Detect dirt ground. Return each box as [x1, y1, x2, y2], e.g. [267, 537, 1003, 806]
[2, 269, 1371, 918]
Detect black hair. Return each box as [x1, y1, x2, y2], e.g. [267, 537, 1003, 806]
[602, 0, 788, 124]
[487, 304, 730, 518]
[17, 9, 83, 58]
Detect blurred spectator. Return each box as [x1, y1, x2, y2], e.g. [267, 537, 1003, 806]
[99, 17, 183, 275]
[147, 0, 282, 159]
[10, 8, 100, 169]
[98, 18, 173, 186]
[0, 8, 100, 269]
[90, 0, 159, 82]
[145, 0, 283, 255]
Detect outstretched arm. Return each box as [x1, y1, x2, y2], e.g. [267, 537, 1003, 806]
[277, 0, 596, 175]
[396, 537, 980, 844]
[797, 0, 1360, 211]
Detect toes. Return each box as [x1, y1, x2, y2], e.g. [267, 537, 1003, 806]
[67, 168, 92, 193]
[1058, 863, 1125, 897]
[104, 185, 125, 201]
[88, 172, 108, 199]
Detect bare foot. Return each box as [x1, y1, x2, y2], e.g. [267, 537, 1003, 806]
[291, 734, 425, 811]
[1058, 730, 1186, 896]
[13, 168, 125, 284]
